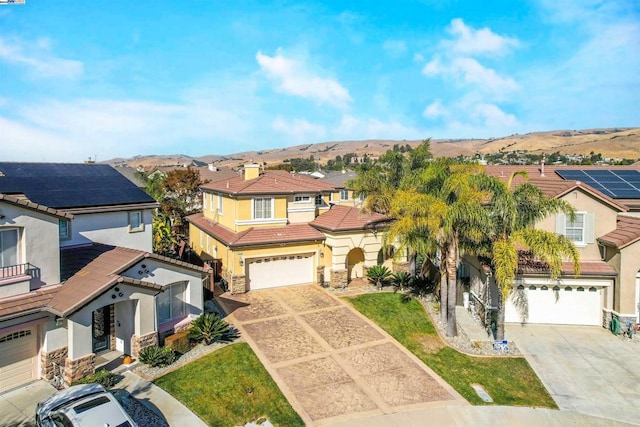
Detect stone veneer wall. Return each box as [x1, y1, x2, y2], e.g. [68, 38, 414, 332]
[330, 269, 348, 289]
[316, 266, 325, 286]
[230, 275, 246, 294]
[132, 331, 159, 358]
[64, 353, 95, 385]
[41, 346, 68, 380]
[393, 262, 409, 274]
[158, 319, 194, 345]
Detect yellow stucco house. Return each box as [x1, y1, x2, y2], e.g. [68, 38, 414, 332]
[187, 164, 396, 293]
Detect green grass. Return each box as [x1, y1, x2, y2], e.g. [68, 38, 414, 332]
[347, 293, 557, 408]
[154, 343, 303, 427]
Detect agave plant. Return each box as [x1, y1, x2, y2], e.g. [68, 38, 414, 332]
[188, 313, 238, 345]
[391, 271, 412, 291]
[366, 265, 392, 290]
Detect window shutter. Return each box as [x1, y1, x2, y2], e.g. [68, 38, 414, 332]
[556, 214, 566, 235]
[585, 213, 595, 243]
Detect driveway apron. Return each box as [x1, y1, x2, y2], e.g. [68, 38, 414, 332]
[507, 324, 640, 426]
[218, 285, 466, 426]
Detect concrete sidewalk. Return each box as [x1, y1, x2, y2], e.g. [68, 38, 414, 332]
[115, 371, 207, 427]
[328, 405, 634, 427]
[0, 380, 56, 426]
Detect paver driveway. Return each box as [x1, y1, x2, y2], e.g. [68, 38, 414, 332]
[507, 324, 640, 426]
[218, 285, 466, 426]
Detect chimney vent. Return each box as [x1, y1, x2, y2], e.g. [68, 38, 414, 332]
[540, 155, 546, 177]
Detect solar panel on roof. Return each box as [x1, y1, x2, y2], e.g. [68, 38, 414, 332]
[556, 169, 640, 199]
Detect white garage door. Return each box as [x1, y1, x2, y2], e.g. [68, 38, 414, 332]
[247, 254, 314, 290]
[0, 328, 38, 393]
[506, 285, 602, 326]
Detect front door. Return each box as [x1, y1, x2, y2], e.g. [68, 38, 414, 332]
[92, 306, 110, 353]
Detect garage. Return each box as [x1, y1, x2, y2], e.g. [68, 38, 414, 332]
[246, 253, 314, 290]
[505, 285, 602, 326]
[0, 327, 38, 393]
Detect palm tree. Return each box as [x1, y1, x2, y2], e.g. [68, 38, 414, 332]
[387, 160, 493, 336]
[485, 172, 580, 340]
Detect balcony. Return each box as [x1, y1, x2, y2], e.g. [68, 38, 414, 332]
[0, 263, 34, 280]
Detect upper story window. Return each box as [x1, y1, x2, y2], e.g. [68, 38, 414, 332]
[217, 194, 223, 214]
[557, 212, 594, 246]
[566, 213, 585, 244]
[339, 189, 349, 201]
[156, 281, 186, 324]
[294, 196, 310, 203]
[58, 219, 71, 240]
[253, 198, 273, 219]
[0, 228, 19, 267]
[128, 211, 144, 233]
[315, 194, 324, 206]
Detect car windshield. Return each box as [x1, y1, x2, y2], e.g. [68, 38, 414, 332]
[73, 395, 111, 414]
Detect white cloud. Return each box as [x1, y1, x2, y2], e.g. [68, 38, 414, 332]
[447, 18, 519, 56]
[272, 117, 327, 142]
[382, 40, 407, 57]
[422, 57, 442, 76]
[0, 37, 83, 79]
[334, 114, 426, 140]
[256, 49, 352, 109]
[423, 100, 448, 119]
[451, 57, 519, 95]
[470, 103, 518, 128]
[413, 53, 425, 62]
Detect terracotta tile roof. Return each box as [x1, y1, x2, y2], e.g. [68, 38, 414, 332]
[516, 251, 617, 276]
[0, 285, 61, 320]
[598, 215, 640, 249]
[201, 170, 338, 196]
[311, 205, 392, 232]
[0, 193, 73, 219]
[196, 166, 241, 183]
[186, 213, 325, 248]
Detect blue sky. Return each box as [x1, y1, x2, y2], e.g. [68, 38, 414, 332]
[1, 0, 638, 162]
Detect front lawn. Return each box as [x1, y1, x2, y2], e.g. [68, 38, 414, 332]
[154, 342, 303, 427]
[347, 293, 556, 408]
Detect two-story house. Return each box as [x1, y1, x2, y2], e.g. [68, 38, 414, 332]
[187, 164, 395, 294]
[464, 164, 640, 329]
[0, 163, 207, 391]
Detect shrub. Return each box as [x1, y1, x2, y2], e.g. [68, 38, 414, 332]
[139, 346, 176, 367]
[391, 271, 411, 291]
[366, 265, 391, 290]
[188, 313, 238, 345]
[72, 369, 118, 388]
[165, 331, 191, 355]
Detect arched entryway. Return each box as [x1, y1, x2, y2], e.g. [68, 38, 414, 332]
[377, 246, 395, 269]
[346, 248, 365, 280]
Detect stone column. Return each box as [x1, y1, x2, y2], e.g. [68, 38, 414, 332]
[230, 275, 246, 294]
[330, 269, 348, 289]
[316, 266, 325, 286]
[64, 354, 95, 385]
[41, 347, 68, 380]
[131, 331, 159, 358]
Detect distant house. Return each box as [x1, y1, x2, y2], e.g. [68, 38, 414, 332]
[0, 163, 207, 390]
[187, 163, 397, 293]
[463, 164, 640, 329]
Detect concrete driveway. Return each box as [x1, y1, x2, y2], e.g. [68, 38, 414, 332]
[218, 285, 467, 426]
[507, 324, 640, 425]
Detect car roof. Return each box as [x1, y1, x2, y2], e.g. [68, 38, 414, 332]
[38, 383, 106, 414]
[63, 393, 133, 426]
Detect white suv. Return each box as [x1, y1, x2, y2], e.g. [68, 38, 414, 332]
[36, 383, 137, 427]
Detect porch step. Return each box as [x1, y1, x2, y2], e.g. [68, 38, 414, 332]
[456, 306, 492, 343]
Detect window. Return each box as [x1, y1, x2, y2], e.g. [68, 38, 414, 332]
[156, 282, 187, 324]
[217, 194, 223, 214]
[340, 189, 349, 201]
[315, 194, 323, 206]
[294, 196, 310, 203]
[59, 220, 71, 240]
[566, 213, 585, 244]
[0, 228, 19, 267]
[203, 192, 208, 210]
[253, 198, 272, 219]
[128, 211, 143, 232]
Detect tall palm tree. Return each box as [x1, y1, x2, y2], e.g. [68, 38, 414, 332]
[388, 160, 492, 336]
[485, 173, 580, 340]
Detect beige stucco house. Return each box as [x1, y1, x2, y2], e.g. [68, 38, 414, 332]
[465, 165, 640, 329]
